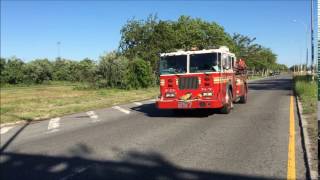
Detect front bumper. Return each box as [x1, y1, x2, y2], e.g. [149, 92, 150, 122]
[156, 99, 223, 109]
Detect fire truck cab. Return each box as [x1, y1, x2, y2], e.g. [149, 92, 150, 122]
[156, 46, 248, 114]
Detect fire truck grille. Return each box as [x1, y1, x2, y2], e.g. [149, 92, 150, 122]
[178, 77, 199, 90]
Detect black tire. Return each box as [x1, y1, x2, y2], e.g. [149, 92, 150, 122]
[220, 89, 233, 114]
[239, 85, 248, 104]
[172, 109, 184, 115]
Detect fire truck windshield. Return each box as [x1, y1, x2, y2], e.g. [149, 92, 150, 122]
[160, 55, 187, 75]
[190, 53, 220, 73]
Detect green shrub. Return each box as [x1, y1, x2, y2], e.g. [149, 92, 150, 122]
[76, 58, 97, 83]
[2, 57, 25, 84]
[0, 54, 154, 88]
[0, 58, 7, 84]
[126, 57, 155, 89]
[52, 59, 74, 81]
[97, 52, 129, 89]
[23, 59, 53, 84]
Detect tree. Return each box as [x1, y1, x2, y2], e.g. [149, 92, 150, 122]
[2, 57, 25, 84]
[97, 51, 130, 88]
[231, 33, 280, 74]
[23, 59, 53, 83]
[126, 57, 154, 89]
[52, 58, 76, 81]
[75, 58, 97, 83]
[0, 58, 6, 84]
[119, 15, 235, 71]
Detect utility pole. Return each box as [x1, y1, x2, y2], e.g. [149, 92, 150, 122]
[306, 48, 308, 71]
[311, 0, 315, 78]
[57, 41, 61, 60]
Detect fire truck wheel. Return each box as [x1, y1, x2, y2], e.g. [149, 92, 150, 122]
[172, 109, 184, 115]
[220, 89, 232, 114]
[239, 87, 248, 104]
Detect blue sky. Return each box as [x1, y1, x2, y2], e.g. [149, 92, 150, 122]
[1, 0, 317, 66]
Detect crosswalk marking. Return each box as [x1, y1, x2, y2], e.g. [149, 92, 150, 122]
[134, 102, 143, 106]
[86, 111, 95, 116]
[86, 111, 100, 122]
[0, 126, 14, 135]
[48, 117, 60, 133]
[112, 106, 130, 114]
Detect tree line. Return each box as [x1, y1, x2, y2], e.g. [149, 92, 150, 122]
[0, 54, 154, 89]
[1, 15, 287, 88]
[119, 15, 287, 73]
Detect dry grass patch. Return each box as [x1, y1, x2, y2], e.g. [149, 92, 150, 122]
[1, 83, 158, 124]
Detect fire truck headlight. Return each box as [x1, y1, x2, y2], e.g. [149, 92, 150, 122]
[160, 79, 165, 86]
[202, 92, 213, 96]
[165, 92, 176, 98]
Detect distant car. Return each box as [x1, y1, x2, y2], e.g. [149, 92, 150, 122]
[274, 72, 280, 75]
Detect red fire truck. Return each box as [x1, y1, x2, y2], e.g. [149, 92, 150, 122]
[156, 46, 248, 114]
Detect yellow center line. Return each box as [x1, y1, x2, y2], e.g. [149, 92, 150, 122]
[287, 96, 296, 180]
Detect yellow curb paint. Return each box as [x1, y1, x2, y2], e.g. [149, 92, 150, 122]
[287, 96, 296, 180]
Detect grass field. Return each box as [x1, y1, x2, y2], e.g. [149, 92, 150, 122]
[1, 82, 158, 124]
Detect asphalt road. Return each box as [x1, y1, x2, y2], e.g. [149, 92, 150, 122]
[0, 75, 307, 180]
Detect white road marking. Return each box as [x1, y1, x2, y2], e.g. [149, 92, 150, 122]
[86, 111, 95, 116]
[112, 106, 130, 114]
[61, 165, 92, 180]
[91, 115, 98, 119]
[148, 99, 156, 102]
[49, 162, 68, 173]
[0, 155, 10, 163]
[134, 102, 143, 106]
[86, 111, 100, 122]
[48, 117, 60, 133]
[0, 126, 14, 134]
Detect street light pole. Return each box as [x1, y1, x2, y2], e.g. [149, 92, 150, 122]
[57, 41, 61, 60]
[310, 0, 315, 77]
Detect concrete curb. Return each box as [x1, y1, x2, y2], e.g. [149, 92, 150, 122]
[247, 75, 281, 83]
[247, 76, 269, 83]
[295, 96, 318, 180]
[0, 120, 26, 128]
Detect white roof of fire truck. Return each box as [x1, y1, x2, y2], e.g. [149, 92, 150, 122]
[160, 46, 235, 57]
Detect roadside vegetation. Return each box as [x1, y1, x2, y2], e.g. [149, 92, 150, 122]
[294, 75, 317, 114]
[1, 82, 158, 123]
[1, 15, 287, 89]
[293, 75, 317, 171]
[1, 15, 288, 124]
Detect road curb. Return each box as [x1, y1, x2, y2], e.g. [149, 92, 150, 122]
[295, 96, 318, 180]
[0, 120, 26, 128]
[247, 75, 281, 83]
[247, 76, 269, 83]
